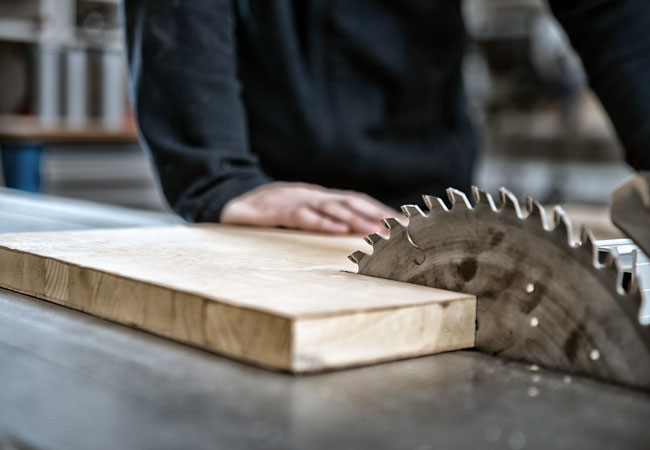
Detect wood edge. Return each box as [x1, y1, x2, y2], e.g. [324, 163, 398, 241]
[0, 246, 476, 374]
[0, 247, 295, 371]
[292, 295, 476, 320]
[0, 245, 296, 319]
[289, 299, 477, 372]
[1, 282, 295, 372]
[0, 244, 475, 320]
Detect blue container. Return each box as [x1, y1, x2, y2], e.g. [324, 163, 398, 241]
[1, 144, 43, 192]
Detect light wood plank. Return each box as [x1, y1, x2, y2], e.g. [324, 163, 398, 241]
[0, 224, 475, 371]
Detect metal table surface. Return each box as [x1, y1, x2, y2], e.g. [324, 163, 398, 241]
[1, 189, 649, 450]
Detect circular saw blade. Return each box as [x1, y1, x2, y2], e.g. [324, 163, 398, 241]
[350, 187, 650, 390]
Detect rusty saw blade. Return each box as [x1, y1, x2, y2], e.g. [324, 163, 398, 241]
[349, 187, 650, 390]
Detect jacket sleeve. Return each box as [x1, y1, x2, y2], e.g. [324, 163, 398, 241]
[123, 0, 272, 221]
[549, 0, 650, 170]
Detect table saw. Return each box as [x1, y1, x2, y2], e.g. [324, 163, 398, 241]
[0, 187, 649, 450]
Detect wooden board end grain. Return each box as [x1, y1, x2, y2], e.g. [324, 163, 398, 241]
[0, 225, 475, 372]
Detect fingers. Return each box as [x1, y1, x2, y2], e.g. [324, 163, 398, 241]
[288, 207, 350, 234]
[327, 188, 398, 218]
[317, 200, 385, 234]
[340, 195, 398, 222]
[220, 181, 404, 235]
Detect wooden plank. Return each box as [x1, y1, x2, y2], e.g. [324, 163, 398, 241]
[0, 225, 475, 372]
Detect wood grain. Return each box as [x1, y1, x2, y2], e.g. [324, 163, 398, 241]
[0, 224, 475, 371]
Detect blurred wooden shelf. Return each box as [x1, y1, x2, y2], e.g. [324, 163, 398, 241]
[0, 115, 138, 144]
[0, 18, 42, 44]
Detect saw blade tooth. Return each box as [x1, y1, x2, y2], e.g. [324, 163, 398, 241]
[525, 196, 549, 230]
[364, 232, 386, 246]
[446, 188, 474, 210]
[401, 204, 427, 219]
[498, 187, 523, 218]
[382, 217, 402, 229]
[553, 206, 576, 247]
[580, 224, 597, 249]
[348, 250, 370, 265]
[422, 195, 449, 212]
[381, 217, 407, 240]
[580, 224, 599, 264]
[471, 186, 498, 211]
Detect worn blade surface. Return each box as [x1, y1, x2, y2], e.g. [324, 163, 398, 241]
[350, 187, 650, 390]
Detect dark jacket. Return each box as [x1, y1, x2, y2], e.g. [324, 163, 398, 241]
[124, 0, 650, 221]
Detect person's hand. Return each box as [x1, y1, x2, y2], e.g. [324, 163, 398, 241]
[220, 182, 400, 234]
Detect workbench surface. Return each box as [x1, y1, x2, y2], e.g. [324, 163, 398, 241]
[1, 189, 649, 450]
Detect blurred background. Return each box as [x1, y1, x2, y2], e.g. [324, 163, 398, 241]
[0, 0, 631, 212]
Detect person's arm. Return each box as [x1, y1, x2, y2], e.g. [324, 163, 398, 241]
[123, 0, 395, 233]
[549, 0, 650, 170]
[123, 0, 270, 222]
